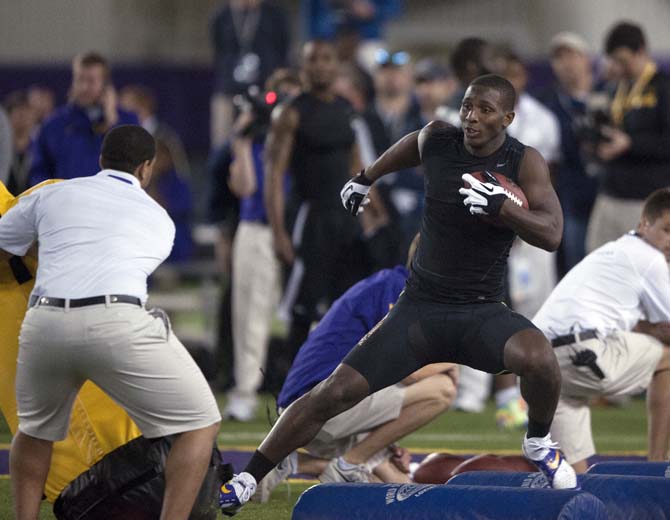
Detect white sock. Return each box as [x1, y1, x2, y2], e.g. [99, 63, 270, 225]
[338, 457, 360, 470]
[237, 471, 258, 488]
[523, 433, 553, 461]
[495, 386, 520, 408]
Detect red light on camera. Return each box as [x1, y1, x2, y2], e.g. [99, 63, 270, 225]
[265, 91, 278, 105]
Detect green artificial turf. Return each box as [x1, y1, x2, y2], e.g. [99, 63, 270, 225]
[0, 394, 649, 518]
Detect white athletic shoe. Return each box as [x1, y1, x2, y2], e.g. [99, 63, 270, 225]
[319, 457, 372, 483]
[522, 434, 577, 489]
[253, 451, 298, 503]
[219, 471, 257, 516]
[222, 395, 256, 423]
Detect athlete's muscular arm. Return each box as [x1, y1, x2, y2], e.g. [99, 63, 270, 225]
[499, 147, 563, 251]
[340, 121, 448, 216]
[0, 249, 11, 261]
[363, 128, 422, 181]
[264, 104, 299, 265]
[341, 123, 432, 215]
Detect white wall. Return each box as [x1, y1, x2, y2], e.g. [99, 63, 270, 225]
[0, 0, 222, 64]
[0, 0, 669, 64]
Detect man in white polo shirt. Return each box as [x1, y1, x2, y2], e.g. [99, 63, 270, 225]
[0, 125, 221, 520]
[534, 187, 670, 473]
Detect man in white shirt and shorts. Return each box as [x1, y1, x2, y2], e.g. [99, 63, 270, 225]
[534, 187, 670, 473]
[0, 125, 222, 520]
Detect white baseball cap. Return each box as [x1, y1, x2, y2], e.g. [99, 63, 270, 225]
[550, 31, 590, 55]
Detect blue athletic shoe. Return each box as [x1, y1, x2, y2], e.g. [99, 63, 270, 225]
[522, 435, 577, 489]
[219, 472, 257, 517]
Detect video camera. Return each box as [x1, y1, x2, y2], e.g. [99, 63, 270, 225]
[574, 92, 611, 146]
[233, 85, 283, 138]
[573, 92, 612, 177]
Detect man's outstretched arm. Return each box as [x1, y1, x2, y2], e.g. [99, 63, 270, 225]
[363, 128, 422, 181]
[341, 123, 438, 215]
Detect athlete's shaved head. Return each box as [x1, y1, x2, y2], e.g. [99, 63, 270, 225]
[469, 74, 517, 111]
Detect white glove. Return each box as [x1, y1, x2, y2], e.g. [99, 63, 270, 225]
[459, 173, 508, 217]
[340, 171, 372, 216]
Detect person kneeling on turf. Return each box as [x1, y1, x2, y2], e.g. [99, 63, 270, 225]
[254, 235, 457, 501]
[534, 187, 670, 473]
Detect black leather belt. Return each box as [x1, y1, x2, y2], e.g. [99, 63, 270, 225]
[30, 295, 142, 308]
[551, 329, 598, 348]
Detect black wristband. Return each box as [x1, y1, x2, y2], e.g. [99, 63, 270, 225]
[486, 194, 508, 218]
[356, 170, 374, 186]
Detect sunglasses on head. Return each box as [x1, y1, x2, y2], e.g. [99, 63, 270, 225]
[375, 50, 410, 67]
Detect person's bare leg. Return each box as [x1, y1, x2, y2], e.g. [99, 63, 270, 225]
[256, 364, 370, 465]
[342, 373, 456, 465]
[372, 459, 411, 483]
[571, 459, 589, 473]
[647, 346, 670, 461]
[10, 431, 53, 520]
[160, 422, 220, 520]
[297, 452, 329, 475]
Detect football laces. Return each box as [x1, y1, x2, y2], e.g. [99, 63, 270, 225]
[503, 189, 523, 207]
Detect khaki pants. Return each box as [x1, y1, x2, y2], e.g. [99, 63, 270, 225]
[550, 331, 662, 463]
[17, 303, 221, 441]
[230, 222, 281, 400]
[586, 193, 644, 253]
[304, 384, 405, 460]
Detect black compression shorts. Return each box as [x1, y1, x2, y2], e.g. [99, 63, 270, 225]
[342, 290, 539, 394]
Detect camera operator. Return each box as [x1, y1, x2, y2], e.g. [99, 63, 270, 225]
[223, 69, 302, 422]
[586, 21, 670, 252]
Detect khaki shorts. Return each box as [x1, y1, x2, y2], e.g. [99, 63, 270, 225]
[17, 303, 221, 441]
[550, 331, 662, 463]
[304, 383, 405, 459]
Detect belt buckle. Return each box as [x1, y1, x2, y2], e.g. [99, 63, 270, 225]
[575, 330, 594, 343]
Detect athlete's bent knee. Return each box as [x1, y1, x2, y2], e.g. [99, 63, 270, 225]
[525, 346, 560, 382]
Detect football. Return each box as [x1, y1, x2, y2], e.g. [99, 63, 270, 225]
[464, 171, 529, 227]
[500, 455, 537, 472]
[468, 171, 529, 209]
[449, 453, 531, 477]
[411, 452, 467, 484]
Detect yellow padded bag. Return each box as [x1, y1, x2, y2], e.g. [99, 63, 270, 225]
[0, 180, 142, 501]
